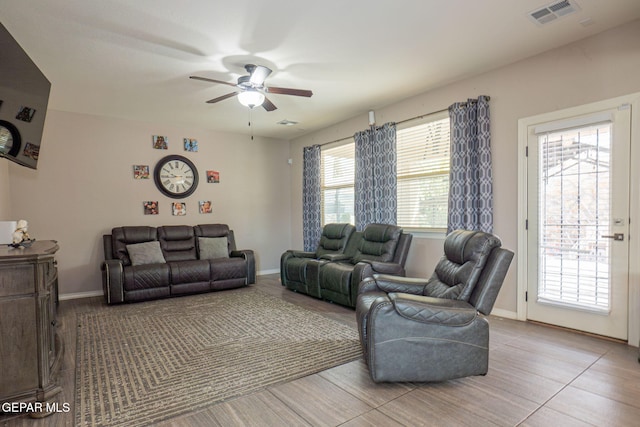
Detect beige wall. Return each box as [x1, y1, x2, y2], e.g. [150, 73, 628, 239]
[0, 161, 9, 219]
[289, 19, 640, 316]
[8, 110, 292, 295]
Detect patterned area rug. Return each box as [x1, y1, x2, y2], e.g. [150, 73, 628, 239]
[75, 286, 361, 427]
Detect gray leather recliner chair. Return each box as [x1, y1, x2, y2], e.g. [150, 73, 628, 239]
[356, 229, 514, 382]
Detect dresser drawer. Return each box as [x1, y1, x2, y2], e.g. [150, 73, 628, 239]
[0, 263, 36, 296]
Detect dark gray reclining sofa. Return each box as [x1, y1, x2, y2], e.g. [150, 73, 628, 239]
[102, 224, 255, 304]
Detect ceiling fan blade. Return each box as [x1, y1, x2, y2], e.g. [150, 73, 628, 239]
[266, 86, 313, 97]
[206, 92, 239, 104]
[262, 96, 277, 112]
[190, 76, 237, 87]
[249, 65, 272, 85]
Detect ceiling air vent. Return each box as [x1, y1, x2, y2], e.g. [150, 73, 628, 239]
[277, 119, 298, 126]
[528, 0, 581, 25]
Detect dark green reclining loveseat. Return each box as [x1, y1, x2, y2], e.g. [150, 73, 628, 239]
[281, 223, 412, 308]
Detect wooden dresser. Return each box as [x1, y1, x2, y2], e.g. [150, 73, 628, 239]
[0, 240, 63, 411]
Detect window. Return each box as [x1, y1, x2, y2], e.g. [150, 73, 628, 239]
[396, 111, 450, 230]
[320, 111, 450, 230]
[321, 142, 355, 225]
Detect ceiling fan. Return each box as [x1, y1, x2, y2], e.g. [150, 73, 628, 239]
[190, 64, 313, 111]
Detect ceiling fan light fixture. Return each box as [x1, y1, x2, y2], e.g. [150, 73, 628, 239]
[237, 90, 265, 108]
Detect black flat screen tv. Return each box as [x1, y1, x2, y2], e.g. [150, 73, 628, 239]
[0, 21, 50, 169]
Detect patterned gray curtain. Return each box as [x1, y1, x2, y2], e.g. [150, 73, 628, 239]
[447, 95, 493, 233]
[354, 122, 397, 230]
[302, 145, 322, 251]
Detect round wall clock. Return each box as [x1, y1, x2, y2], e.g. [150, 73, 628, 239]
[154, 155, 199, 199]
[0, 120, 22, 157]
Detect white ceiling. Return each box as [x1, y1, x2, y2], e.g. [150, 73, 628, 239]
[1, 0, 640, 140]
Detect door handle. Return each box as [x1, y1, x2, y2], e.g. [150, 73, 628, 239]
[602, 233, 624, 241]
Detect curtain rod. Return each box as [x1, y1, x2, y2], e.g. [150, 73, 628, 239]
[398, 96, 490, 125]
[314, 96, 491, 147]
[314, 109, 446, 147]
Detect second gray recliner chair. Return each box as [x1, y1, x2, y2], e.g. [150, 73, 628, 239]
[356, 229, 514, 382]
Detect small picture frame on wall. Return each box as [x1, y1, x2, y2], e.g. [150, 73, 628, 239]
[206, 170, 220, 183]
[183, 138, 198, 152]
[172, 202, 186, 216]
[15, 106, 36, 123]
[143, 201, 159, 215]
[0, 100, 3, 110]
[133, 165, 150, 179]
[152, 135, 168, 150]
[23, 143, 39, 161]
[199, 200, 212, 214]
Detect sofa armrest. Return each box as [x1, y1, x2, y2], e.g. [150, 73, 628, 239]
[103, 234, 114, 260]
[358, 276, 382, 294]
[368, 260, 405, 275]
[388, 293, 477, 326]
[373, 274, 428, 295]
[289, 250, 317, 258]
[305, 258, 329, 294]
[320, 253, 351, 262]
[350, 261, 405, 307]
[101, 259, 124, 304]
[231, 249, 256, 284]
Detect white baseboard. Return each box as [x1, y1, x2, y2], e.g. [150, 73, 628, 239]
[59, 290, 104, 301]
[257, 269, 279, 276]
[489, 308, 518, 320]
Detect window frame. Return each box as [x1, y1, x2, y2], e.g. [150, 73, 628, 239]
[318, 110, 451, 235]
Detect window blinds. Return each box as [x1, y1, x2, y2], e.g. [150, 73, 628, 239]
[396, 114, 450, 229]
[321, 142, 355, 225]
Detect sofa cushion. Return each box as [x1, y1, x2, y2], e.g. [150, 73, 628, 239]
[126, 241, 166, 266]
[169, 260, 211, 285]
[316, 223, 355, 257]
[352, 224, 402, 264]
[209, 257, 247, 281]
[284, 257, 308, 283]
[112, 226, 158, 266]
[123, 263, 171, 291]
[423, 230, 502, 301]
[319, 262, 354, 296]
[199, 237, 229, 259]
[158, 226, 197, 261]
[195, 224, 239, 254]
[194, 223, 230, 238]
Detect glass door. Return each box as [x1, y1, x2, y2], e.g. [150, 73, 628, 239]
[527, 107, 630, 340]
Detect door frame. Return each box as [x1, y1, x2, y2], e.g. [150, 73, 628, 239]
[517, 92, 640, 345]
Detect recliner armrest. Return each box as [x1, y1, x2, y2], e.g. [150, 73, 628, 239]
[368, 260, 405, 275]
[350, 261, 406, 307]
[372, 274, 427, 295]
[320, 253, 351, 261]
[358, 276, 382, 294]
[101, 259, 124, 304]
[289, 250, 317, 258]
[231, 249, 256, 284]
[388, 293, 476, 326]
